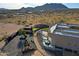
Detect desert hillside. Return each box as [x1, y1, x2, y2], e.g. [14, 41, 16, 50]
[0, 9, 79, 25]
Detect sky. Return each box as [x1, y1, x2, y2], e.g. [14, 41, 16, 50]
[64, 3, 79, 8]
[0, 3, 79, 9]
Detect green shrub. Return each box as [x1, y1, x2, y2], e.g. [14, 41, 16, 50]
[18, 29, 26, 36]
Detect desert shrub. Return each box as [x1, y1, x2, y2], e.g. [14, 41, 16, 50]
[18, 29, 26, 36]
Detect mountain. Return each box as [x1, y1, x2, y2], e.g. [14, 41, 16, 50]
[18, 7, 33, 13]
[34, 3, 68, 11]
[19, 3, 68, 12]
[0, 8, 9, 13]
[0, 3, 69, 13]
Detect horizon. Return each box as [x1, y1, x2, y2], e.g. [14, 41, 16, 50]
[0, 3, 79, 9]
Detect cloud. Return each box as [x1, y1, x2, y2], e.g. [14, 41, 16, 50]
[0, 3, 35, 9]
[0, 3, 24, 9]
[0, 0, 53, 3]
[0, 3, 46, 9]
[0, 0, 79, 3]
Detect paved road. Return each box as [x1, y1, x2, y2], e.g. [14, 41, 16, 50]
[55, 29, 79, 36]
[2, 36, 22, 56]
[2, 35, 37, 56]
[50, 24, 79, 55]
[36, 30, 78, 56]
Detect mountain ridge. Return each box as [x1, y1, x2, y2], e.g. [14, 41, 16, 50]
[0, 3, 70, 13]
[19, 3, 68, 12]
